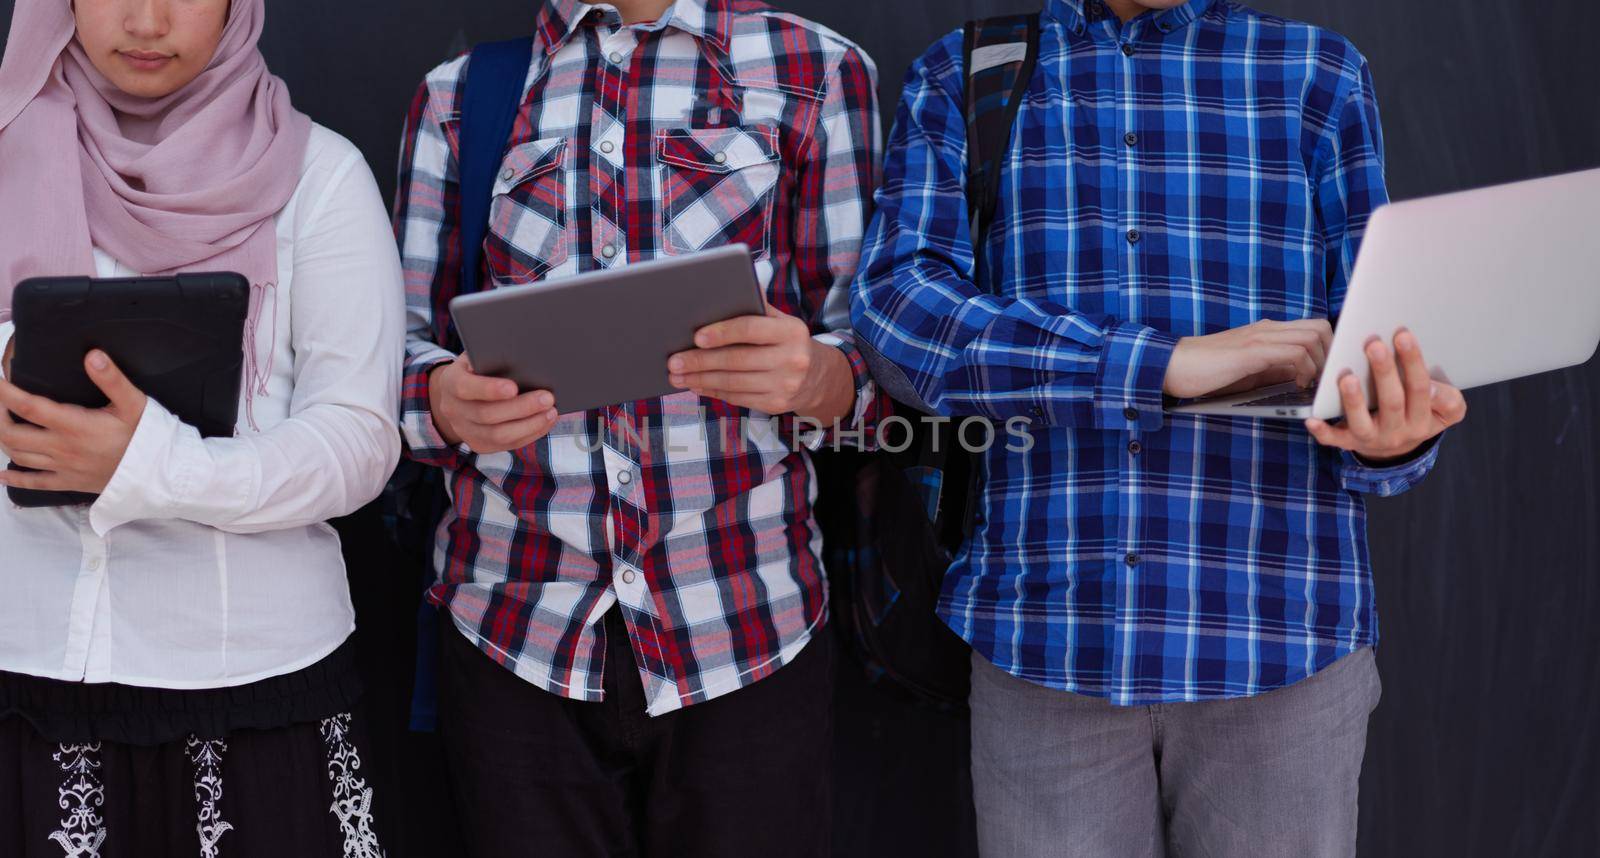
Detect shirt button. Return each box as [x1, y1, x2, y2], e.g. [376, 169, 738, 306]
[87, 557, 103, 571]
[499, 167, 515, 181]
[608, 51, 625, 64]
[1121, 43, 1136, 57]
[1127, 229, 1142, 245]
[1123, 406, 1140, 422]
[599, 141, 615, 154]
[1128, 440, 1142, 455]
[1125, 553, 1141, 567]
[617, 469, 633, 485]
[621, 569, 637, 584]
[712, 152, 728, 165]
[1124, 132, 1138, 147]
[601, 244, 618, 260]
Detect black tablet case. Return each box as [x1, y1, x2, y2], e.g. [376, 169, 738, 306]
[7, 273, 250, 508]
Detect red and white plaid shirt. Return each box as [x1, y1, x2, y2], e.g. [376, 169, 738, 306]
[395, 0, 885, 715]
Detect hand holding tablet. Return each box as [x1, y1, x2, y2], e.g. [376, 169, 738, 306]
[667, 302, 858, 427]
[427, 356, 561, 454]
[448, 244, 768, 419]
[1, 273, 249, 507]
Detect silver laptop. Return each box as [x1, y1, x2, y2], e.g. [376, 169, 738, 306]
[1171, 166, 1600, 421]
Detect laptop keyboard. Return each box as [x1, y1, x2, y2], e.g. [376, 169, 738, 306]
[1238, 387, 1317, 408]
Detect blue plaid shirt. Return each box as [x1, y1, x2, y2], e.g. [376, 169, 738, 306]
[851, 0, 1441, 705]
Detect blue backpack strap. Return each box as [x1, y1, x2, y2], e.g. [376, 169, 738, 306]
[407, 36, 534, 734]
[454, 36, 536, 324]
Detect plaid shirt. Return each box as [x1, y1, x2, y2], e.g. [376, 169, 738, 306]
[395, 0, 883, 715]
[852, 0, 1441, 705]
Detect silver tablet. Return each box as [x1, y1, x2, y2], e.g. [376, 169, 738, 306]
[450, 244, 766, 414]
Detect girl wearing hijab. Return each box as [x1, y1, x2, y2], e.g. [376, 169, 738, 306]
[0, 0, 402, 854]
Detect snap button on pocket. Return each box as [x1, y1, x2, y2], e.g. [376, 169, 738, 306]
[485, 138, 571, 284]
[656, 126, 782, 259]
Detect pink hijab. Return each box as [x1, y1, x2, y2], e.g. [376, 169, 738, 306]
[0, 0, 310, 327]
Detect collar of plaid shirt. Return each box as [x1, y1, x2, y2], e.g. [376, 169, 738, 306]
[536, 0, 734, 57]
[1047, 0, 1218, 33]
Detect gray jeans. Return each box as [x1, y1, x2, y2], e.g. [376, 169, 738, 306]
[970, 648, 1381, 858]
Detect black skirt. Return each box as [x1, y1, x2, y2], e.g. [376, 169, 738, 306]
[0, 642, 391, 858]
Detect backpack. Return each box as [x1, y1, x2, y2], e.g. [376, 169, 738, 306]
[819, 14, 1042, 708]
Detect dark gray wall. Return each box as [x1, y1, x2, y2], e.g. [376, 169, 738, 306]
[5, 2, 1599, 856]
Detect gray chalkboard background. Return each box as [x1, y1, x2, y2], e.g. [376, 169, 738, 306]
[4, 1, 1599, 856]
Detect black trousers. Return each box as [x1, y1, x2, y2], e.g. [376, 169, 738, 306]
[0, 710, 388, 858]
[438, 611, 834, 858]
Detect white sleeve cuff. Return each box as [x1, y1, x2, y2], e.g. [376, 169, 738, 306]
[88, 398, 258, 535]
[0, 320, 14, 381]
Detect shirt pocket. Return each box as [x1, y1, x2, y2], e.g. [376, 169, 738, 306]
[485, 137, 570, 285]
[656, 126, 782, 260]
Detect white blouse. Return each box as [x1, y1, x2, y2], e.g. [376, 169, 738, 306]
[0, 125, 404, 689]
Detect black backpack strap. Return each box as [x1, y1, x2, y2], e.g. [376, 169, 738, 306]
[961, 14, 1041, 279]
[452, 36, 536, 347]
[945, 14, 1040, 545]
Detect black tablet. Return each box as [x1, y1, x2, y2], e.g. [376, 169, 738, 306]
[6, 273, 251, 508]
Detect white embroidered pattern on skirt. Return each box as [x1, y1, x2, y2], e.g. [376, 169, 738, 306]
[49, 742, 106, 858]
[319, 714, 385, 858]
[186, 737, 234, 858]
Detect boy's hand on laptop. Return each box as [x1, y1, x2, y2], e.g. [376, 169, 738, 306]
[0, 350, 146, 494]
[1163, 319, 1334, 399]
[429, 356, 560, 453]
[668, 303, 855, 425]
[1305, 329, 1467, 462]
